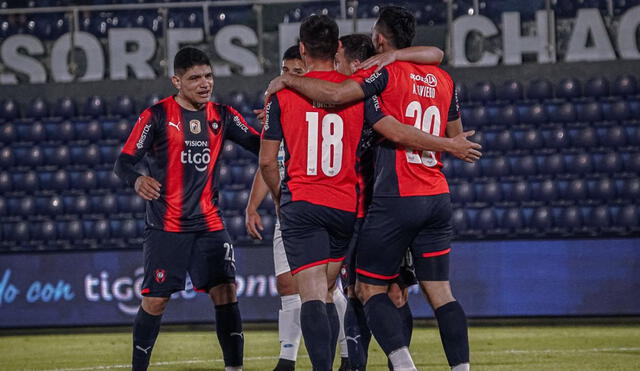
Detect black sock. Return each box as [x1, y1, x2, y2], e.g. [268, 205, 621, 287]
[398, 303, 414, 347]
[132, 307, 162, 371]
[326, 302, 340, 365]
[300, 300, 332, 371]
[215, 302, 244, 367]
[363, 293, 406, 355]
[273, 358, 296, 371]
[434, 301, 469, 367]
[345, 297, 370, 369]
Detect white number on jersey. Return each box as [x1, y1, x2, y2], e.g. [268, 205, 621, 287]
[305, 112, 344, 177]
[404, 101, 441, 167]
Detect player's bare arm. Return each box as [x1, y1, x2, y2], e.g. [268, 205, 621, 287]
[266, 73, 364, 106]
[259, 139, 282, 207]
[372, 116, 482, 162]
[358, 46, 445, 72]
[134, 176, 162, 200]
[245, 169, 268, 240]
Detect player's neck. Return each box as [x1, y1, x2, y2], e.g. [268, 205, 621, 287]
[174, 94, 204, 111]
[380, 45, 397, 54]
[305, 58, 335, 72]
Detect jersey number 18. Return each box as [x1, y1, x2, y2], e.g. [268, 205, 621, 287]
[305, 112, 344, 177]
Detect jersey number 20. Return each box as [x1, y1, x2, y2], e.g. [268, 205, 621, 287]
[404, 101, 441, 167]
[306, 112, 344, 177]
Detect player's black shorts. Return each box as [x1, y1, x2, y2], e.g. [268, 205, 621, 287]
[279, 200, 356, 275]
[343, 217, 364, 287]
[356, 194, 452, 286]
[141, 228, 236, 297]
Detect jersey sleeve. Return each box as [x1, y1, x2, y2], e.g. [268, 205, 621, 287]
[114, 108, 156, 186]
[447, 83, 461, 122]
[363, 95, 387, 128]
[261, 94, 284, 141]
[359, 67, 390, 99]
[223, 105, 261, 156]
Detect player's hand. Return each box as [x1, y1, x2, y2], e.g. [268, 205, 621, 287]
[134, 176, 162, 200]
[253, 109, 265, 123]
[245, 207, 264, 240]
[264, 75, 288, 103]
[357, 50, 398, 72]
[448, 130, 483, 163]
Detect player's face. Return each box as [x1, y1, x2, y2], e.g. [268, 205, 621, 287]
[281, 58, 306, 76]
[174, 64, 214, 107]
[334, 46, 355, 76]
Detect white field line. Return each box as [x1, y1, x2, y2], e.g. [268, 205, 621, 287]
[30, 347, 640, 371]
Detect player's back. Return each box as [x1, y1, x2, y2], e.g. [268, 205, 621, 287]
[372, 61, 456, 198]
[272, 70, 365, 213]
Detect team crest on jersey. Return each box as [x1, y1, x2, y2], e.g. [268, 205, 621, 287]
[154, 269, 166, 284]
[190, 119, 201, 134]
[210, 121, 221, 134]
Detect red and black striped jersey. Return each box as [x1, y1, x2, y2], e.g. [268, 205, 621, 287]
[352, 63, 460, 198]
[114, 96, 260, 232]
[262, 70, 385, 213]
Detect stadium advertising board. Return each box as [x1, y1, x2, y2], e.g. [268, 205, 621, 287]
[0, 240, 638, 328]
[0, 6, 639, 84]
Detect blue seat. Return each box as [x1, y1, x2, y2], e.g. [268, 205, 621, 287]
[84, 96, 106, 118]
[603, 100, 630, 121]
[9, 196, 35, 217]
[509, 155, 536, 176]
[593, 152, 623, 174]
[625, 124, 640, 146]
[466, 106, 488, 127]
[559, 179, 588, 201]
[0, 172, 10, 194]
[221, 142, 239, 162]
[0, 122, 17, 144]
[584, 76, 609, 98]
[129, 194, 146, 214]
[585, 205, 611, 229]
[612, 75, 637, 96]
[613, 205, 639, 229]
[0, 99, 19, 120]
[545, 102, 576, 123]
[513, 128, 543, 150]
[556, 206, 582, 230]
[576, 101, 603, 122]
[231, 164, 255, 186]
[16, 121, 46, 143]
[261, 213, 276, 239]
[15, 146, 44, 168]
[502, 180, 531, 203]
[113, 219, 138, 239]
[97, 169, 123, 190]
[587, 177, 615, 201]
[541, 127, 569, 150]
[259, 193, 276, 213]
[536, 154, 564, 177]
[92, 194, 118, 215]
[218, 164, 232, 187]
[476, 181, 502, 204]
[481, 156, 510, 178]
[44, 120, 74, 142]
[32, 221, 57, 241]
[99, 145, 120, 165]
[90, 220, 111, 240]
[469, 81, 496, 102]
[113, 95, 135, 117]
[532, 179, 558, 203]
[54, 97, 76, 118]
[35, 195, 63, 216]
[230, 189, 251, 211]
[0, 147, 15, 168]
[12, 171, 38, 193]
[104, 119, 131, 141]
[500, 207, 524, 231]
[598, 125, 627, 148]
[531, 206, 552, 231]
[495, 104, 519, 127]
[617, 177, 640, 200]
[70, 170, 97, 191]
[556, 78, 582, 99]
[497, 80, 523, 101]
[58, 220, 84, 241]
[42, 145, 70, 167]
[451, 209, 469, 234]
[518, 103, 547, 125]
[623, 151, 640, 173]
[27, 97, 49, 119]
[75, 120, 103, 141]
[450, 182, 475, 204]
[526, 79, 553, 100]
[70, 144, 101, 166]
[568, 127, 598, 148]
[226, 215, 246, 240]
[3, 221, 30, 242]
[485, 130, 513, 152]
[475, 207, 498, 231]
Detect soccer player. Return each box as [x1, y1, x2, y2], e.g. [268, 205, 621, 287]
[114, 47, 261, 371]
[265, 6, 474, 371]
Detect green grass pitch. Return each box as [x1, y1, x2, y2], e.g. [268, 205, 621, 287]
[0, 324, 638, 370]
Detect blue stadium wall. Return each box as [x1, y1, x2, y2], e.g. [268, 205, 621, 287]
[1, 239, 638, 328]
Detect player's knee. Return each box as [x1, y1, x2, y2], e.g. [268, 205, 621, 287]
[209, 282, 238, 305]
[355, 281, 384, 304]
[387, 284, 406, 308]
[276, 273, 297, 296]
[142, 296, 170, 315]
[420, 281, 455, 309]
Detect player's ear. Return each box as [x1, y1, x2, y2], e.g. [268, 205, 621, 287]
[299, 42, 306, 58]
[171, 75, 181, 90]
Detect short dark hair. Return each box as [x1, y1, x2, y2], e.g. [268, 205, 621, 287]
[174, 47, 211, 75]
[340, 34, 375, 63]
[299, 15, 339, 60]
[375, 6, 416, 49]
[283, 44, 302, 61]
